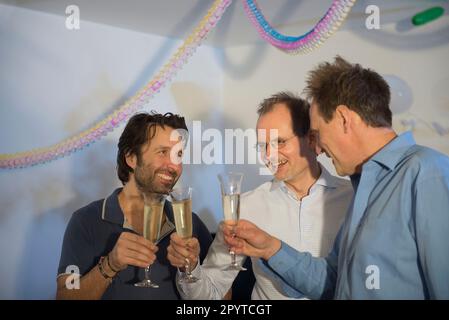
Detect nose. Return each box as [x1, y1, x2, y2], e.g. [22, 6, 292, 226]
[164, 153, 182, 175]
[264, 144, 280, 165]
[169, 157, 181, 170]
[265, 143, 272, 159]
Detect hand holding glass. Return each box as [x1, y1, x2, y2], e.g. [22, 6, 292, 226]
[171, 187, 199, 283]
[218, 172, 246, 271]
[134, 193, 165, 288]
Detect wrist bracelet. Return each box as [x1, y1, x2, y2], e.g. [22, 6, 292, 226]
[106, 254, 120, 273]
[98, 256, 115, 282]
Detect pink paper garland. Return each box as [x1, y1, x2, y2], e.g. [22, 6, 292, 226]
[1, 0, 232, 169]
[242, 0, 356, 54]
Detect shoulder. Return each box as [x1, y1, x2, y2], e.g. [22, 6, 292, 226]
[68, 198, 104, 228]
[241, 180, 274, 200]
[61, 199, 105, 252]
[400, 145, 449, 181]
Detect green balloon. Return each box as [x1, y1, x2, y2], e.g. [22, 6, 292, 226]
[412, 6, 445, 26]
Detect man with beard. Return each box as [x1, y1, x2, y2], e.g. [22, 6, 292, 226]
[56, 112, 212, 299]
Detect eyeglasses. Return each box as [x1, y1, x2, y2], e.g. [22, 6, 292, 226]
[255, 135, 296, 153]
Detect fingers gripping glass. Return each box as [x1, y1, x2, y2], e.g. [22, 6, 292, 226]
[218, 172, 246, 271]
[170, 187, 199, 283]
[134, 193, 166, 288]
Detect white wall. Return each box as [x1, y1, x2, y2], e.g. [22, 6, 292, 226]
[0, 4, 224, 299]
[222, 15, 449, 174]
[1, 3, 449, 299]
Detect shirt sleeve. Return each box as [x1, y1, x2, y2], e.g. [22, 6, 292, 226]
[415, 175, 449, 299]
[177, 222, 244, 300]
[57, 211, 95, 278]
[264, 226, 343, 300]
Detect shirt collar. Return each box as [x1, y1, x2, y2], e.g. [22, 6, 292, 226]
[270, 163, 339, 193]
[368, 131, 416, 171]
[102, 188, 175, 239]
[314, 164, 339, 189]
[102, 188, 125, 225]
[350, 173, 361, 191]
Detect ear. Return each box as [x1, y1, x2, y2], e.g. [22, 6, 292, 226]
[335, 105, 352, 134]
[125, 152, 137, 170]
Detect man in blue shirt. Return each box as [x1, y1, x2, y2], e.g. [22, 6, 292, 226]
[56, 112, 212, 299]
[223, 56, 449, 299]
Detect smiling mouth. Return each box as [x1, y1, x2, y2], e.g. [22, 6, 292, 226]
[157, 173, 175, 183]
[268, 159, 288, 171]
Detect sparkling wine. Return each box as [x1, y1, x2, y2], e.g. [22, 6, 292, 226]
[222, 194, 240, 225]
[173, 199, 193, 239]
[143, 202, 164, 243]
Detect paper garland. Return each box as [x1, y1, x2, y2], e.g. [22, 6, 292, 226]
[0, 0, 232, 169]
[1, 0, 355, 169]
[242, 0, 356, 54]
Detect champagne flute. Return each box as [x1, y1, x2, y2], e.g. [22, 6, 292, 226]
[134, 193, 165, 288]
[218, 172, 246, 271]
[171, 187, 199, 283]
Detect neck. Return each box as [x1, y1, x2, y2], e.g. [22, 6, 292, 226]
[284, 160, 321, 200]
[120, 179, 143, 206]
[119, 178, 167, 234]
[118, 178, 145, 228]
[354, 127, 397, 173]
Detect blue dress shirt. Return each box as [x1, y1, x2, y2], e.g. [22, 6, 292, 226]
[263, 132, 449, 299]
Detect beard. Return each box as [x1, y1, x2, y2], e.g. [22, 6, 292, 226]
[134, 161, 179, 195]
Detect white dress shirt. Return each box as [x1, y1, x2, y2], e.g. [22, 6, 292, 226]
[178, 165, 353, 300]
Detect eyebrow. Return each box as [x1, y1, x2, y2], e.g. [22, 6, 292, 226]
[154, 145, 171, 151]
[273, 133, 294, 140]
[257, 134, 290, 141]
[257, 138, 287, 146]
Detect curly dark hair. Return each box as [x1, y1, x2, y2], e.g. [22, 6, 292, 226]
[116, 111, 188, 184]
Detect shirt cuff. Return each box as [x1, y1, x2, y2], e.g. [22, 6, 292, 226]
[177, 258, 202, 278]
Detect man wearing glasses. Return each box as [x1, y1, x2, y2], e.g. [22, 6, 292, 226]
[168, 92, 353, 299]
[223, 58, 449, 299]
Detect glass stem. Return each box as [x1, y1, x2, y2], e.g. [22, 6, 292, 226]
[230, 230, 237, 265]
[185, 259, 191, 278]
[144, 265, 152, 281]
[230, 251, 237, 266]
